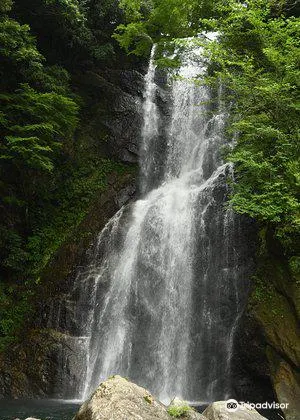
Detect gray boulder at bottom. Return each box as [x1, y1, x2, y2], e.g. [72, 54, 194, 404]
[73, 375, 171, 420]
[13, 418, 40, 420]
[203, 402, 268, 420]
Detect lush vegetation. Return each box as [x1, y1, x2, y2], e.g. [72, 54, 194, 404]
[0, 0, 299, 349]
[113, 0, 300, 265]
[0, 0, 134, 348]
[167, 402, 192, 417]
[205, 1, 299, 257]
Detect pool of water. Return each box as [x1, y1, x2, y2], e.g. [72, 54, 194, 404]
[0, 398, 283, 420]
[0, 399, 80, 420]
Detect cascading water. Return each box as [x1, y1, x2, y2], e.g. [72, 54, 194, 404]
[66, 39, 254, 404]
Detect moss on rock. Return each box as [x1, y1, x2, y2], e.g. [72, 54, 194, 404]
[0, 168, 137, 398]
[247, 231, 300, 420]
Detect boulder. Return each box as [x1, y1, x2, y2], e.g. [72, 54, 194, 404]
[74, 375, 171, 420]
[25, 418, 41, 420]
[168, 398, 207, 419]
[267, 349, 300, 420]
[232, 245, 300, 411]
[202, 401, 267, 420]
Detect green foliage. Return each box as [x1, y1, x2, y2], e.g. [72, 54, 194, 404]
[12, 0, 123, 67]
[167, 403, 192, 418]
[0, 0, 140, 351]
[252, 274, 274, 303]
[289, 256, 300, 282]
[14, 0, 91, 47]
[155, 56, 181, 69]
[0, 283, 34, 351]
[0, 17, 44, 88]
[43, 0, 86, 24]
[119, 0, 144, 21]
[0, 16, 74, 93]
[0, 0, 135, 352]
[113, 22, 152, 56]
[0, 84, 78, 171]
[26, 158, 130, 276]
[0, 151, 130, 348]
[0, 0, 13, 13]
[40, 0, 91, 46]
[202, 0, 300, 254]
[113, 0, 223, 56]
[0, 3, 79, 347]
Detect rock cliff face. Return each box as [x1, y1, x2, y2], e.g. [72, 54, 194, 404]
[232, 231, 300, 420]
[0, 66, 143, 399]
[72, 68, 144, 164]
[0, 172, 136, 398]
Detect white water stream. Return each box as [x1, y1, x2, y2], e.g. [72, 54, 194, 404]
[61, 40, 252, 404]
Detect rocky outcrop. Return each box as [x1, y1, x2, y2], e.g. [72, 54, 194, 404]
[37, 171, 136, 307]
[0, 329, 87, 398]
[73, 69, 144, 164]
[74, 375, 171, 420]
[25, 418, 41, 420]
[0, 59, 144, 399]
[202, 401, 267, 420]
[267, 346, 300, 420]
[232, 230, 300, 420]
[0, 172, 136, 399]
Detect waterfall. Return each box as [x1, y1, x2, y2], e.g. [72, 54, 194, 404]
[68, 39, 253, 404]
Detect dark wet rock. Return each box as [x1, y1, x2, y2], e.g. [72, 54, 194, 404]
[267, 347, 300, 420]
[0, 329, 86, 399]
[231, 233, 300, 419]
[102, 69, 145, 97]
[0, 173, 136, 399]
[74, 69, 144, 164]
